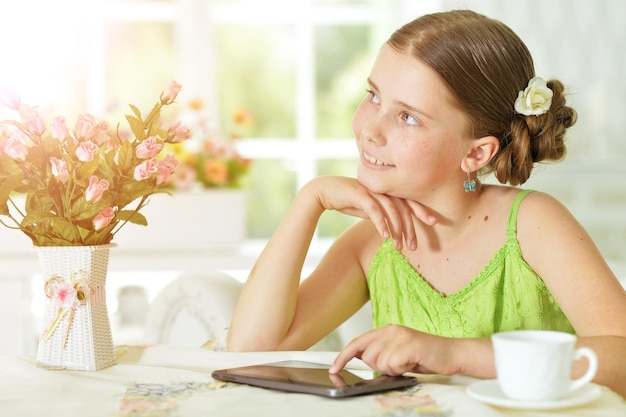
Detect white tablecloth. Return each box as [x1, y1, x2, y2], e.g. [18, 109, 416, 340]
[0, 345, 624, 417]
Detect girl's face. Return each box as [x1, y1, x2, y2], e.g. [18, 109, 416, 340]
[353, 44, 472, 200]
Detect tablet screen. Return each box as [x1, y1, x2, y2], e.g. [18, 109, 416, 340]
[211, 360, 419, 398]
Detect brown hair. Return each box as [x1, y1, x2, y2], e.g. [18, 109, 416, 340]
[388, 10, 577, 185]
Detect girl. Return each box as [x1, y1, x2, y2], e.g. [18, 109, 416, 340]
[227, 10, 626, 397]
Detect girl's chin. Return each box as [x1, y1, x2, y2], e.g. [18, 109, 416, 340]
[356, 175, 388, 194]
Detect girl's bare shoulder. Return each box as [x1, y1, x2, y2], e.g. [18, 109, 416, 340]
[514, 188, 579, 230]
[483, 185, 569, 222]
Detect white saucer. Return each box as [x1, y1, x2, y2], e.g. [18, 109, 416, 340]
[466, 380, 602, 410]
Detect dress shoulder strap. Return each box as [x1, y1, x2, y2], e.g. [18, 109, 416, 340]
[506, 189, 534, 239]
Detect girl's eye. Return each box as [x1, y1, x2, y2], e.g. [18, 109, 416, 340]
[402, 113, 418, 126]
[366, 89, 380, 104]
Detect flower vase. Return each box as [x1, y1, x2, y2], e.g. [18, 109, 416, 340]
[36, 244, 116, 371]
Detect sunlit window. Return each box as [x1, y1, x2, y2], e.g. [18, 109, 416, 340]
[209, 0, 399, 238]
[2, 0, 408, 241]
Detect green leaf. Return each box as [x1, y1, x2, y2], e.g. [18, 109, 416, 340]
[0, 177, 23, 209]
[115, 140, 135, 172]
[26, 193, 56, 218]
[144, 103, 162, 126]
[71, 197, 106, 221]
[50, 218, 81, 243]
[76, 158, 100, 182]
[116, 209, 147, 226]
[126, 115, 146, 141]
[128, 103, 143, 120]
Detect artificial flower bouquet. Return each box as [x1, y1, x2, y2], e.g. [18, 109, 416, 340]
[0, 81, 191, 247]
[166, 99, 252, 190]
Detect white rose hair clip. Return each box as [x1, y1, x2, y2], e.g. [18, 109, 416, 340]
[514, 76, 553, 116]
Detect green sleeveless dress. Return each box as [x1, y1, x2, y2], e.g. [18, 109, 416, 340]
[367, 190, 575, 337]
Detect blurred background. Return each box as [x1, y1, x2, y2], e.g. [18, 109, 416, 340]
[1, 0, 625, 353]
[2, 0, 625, 253]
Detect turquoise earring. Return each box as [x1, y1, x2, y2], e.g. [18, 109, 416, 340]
[464, 170, 476, 193]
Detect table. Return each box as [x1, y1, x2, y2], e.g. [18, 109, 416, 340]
[1, 345, 624, 417]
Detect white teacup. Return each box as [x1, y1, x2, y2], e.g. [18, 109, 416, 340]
[491, 330, 597, 401]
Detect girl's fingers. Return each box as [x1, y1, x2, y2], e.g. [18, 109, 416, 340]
[395, 198, 418, 250]
[406, 199, 438, 226]
[329, 330, 378, 374]
[317, 177, 437, 246]
[374, 195, 428, 250]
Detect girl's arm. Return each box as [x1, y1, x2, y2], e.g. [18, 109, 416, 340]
[516, 191, 626, 397]
[227, 177, 327, 351]
[331, 325, 495, 377]
[227, 176, 436, 351]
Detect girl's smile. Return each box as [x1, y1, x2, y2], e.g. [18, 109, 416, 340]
[362, 150, 394, 167]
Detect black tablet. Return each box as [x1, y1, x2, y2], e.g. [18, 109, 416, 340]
[211, 360, 419, 398]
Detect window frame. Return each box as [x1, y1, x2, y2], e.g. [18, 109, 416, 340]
[90, 0, 428, 242]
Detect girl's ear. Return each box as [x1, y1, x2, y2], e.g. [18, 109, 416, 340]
[461, 135, 500, 172]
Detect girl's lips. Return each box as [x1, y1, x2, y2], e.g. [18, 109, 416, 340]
[362, 151, 394, 167]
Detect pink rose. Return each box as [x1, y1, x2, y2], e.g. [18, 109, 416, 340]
[51, 116, 69, 140]
[24, 109, 46, 136]
[90, 121, 110, 146]
[4, 133, 29, 161]
[167, 121, 191, 143]
[133, 158, 159, 181]
[160, 80, 182, 105]
[74, 114, 109, 144]
[74, 114, 97, 140]
[50, 157, 69, 183]
[85, 175, 109, 203]
[135, 136, 163, 159]
[155, 154, 179, 185]
[75, 140, 98, 162]
[93, 207, 115, 231]
[0, 86, 21, 110]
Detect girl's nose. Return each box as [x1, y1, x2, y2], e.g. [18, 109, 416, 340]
[360, 112, 387, 146]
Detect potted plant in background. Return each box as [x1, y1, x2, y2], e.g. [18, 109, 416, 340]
[167, 97, 252, 191]
[0, 81, 190, 371]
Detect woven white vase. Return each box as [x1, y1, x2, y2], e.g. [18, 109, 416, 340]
[36, 244, 116, 371]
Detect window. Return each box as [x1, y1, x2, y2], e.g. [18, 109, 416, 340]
[3, 0, 432, 243]
[208, 0, 403, 239]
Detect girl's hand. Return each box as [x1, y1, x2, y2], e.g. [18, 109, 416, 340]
[329, 325, 462, 376]
[309, 176, 436, 250]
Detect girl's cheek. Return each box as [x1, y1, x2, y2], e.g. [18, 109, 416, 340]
[352, 104, 368, 137]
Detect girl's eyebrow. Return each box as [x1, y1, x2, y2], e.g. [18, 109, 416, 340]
[367, 78, 434, 121]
